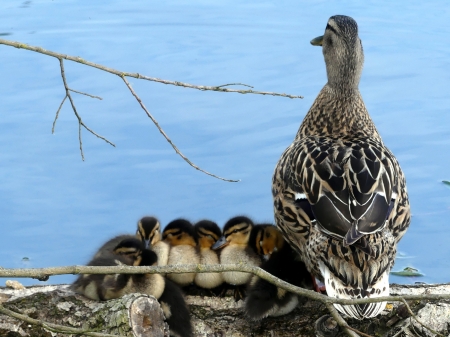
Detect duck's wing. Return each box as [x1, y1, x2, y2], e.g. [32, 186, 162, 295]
[279, 136, 398, 254]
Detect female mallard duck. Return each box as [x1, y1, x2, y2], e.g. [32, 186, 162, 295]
[163, 219, 200, 286]
[212, 216, 261, 300]
[272, 15, 411, 319]
[136, 216, 170, 266]
[194, 220, 224, 290]
[245, 225, 313, 320]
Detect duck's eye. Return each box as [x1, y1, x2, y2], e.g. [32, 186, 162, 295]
[233, 229, 238, 234]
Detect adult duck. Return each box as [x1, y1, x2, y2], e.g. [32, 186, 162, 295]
[272, 15, 411, 319]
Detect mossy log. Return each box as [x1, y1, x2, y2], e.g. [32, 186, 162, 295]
[0, 283, 449, 336]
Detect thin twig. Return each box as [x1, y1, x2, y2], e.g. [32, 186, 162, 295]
[58, 58, 115, 160]
[0, 39, 303, 99]
[0, 264, 449, 307]
[215, 83, 254, 88]
[69, 88, 102, 100]
[325, 302, 361, 337]
[0, 304, 120, 337]
[391, 323, 411, 337]
[400, 299, 445, 337]
[121, 76, 239, 182]
[52, 95, 67, 134]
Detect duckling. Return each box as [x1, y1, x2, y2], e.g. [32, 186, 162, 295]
[72, 237, 165, 301]
[136, 216, 170, 266]
[245, 225, 313, 320]
[92, 234, 135, 259]
[272, 15, 411, 319]
[114, 238, 192, 337]
[212, 216, 261, 300]
[193, 220, 224, 290]
[163, 219, 199, 287]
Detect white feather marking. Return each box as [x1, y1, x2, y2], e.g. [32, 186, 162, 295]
[295, 193, 306, 200]
[319, 262, 389, 320]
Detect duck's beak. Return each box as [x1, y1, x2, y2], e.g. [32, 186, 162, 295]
[144, 239, 150, 249]
[212, 236, 229, 250]
[310, 35, 323, 46]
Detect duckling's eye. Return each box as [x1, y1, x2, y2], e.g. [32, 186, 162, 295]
[233, 229, 238, 234]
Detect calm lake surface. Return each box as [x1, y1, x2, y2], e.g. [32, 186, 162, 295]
[1, 1, 449, 286]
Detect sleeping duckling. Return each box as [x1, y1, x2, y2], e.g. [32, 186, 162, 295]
[163, 219, 199, 287]
[72, 237, 165, 301]
[73, 238, 192, 337]
[136, 216, 170, 266]
[245, 225, 313, 320]
[212, 216, 261, 301]
[117, 238, 192, 337]
[92, 234, 135, 259]
[193, 220, 223, 290]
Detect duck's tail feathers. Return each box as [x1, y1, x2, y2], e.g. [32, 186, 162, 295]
[320, 262, 389, 320]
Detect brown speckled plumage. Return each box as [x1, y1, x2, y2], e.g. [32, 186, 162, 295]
[272, 15, 410, 319]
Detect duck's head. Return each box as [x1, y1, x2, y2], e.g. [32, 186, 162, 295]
[195, 220, 222, 250]
[253, 224, 285, 260]
[212, 216, 254, 250]
[311, 15, 363, 91]
[136, 216, 161, 248]
[162, 219, 197, 247]
[113, 238, 158, 266]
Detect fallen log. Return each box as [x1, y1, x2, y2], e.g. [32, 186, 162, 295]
[0, 283, 449, 336]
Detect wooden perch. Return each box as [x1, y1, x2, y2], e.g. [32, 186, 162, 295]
[0, 283, 449, 337]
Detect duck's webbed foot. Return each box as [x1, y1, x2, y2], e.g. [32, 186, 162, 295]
[233, 285, 246, 301]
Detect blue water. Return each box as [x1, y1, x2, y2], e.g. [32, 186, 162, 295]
[1, 1, 449, 286]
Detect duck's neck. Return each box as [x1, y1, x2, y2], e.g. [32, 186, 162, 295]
[296, 85, 381, 140]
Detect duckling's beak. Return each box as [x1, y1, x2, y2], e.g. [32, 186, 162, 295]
[144, 239, 150, 249]
[212, 236, 229, 250]
[310, 35, 323, 46]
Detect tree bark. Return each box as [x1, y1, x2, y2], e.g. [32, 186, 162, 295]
[0, 283, 449, 337]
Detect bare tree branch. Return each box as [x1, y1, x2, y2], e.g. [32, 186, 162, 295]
[1, 38, 284, 180]
[1, 264, 449, 306]
[0, 39, 303, 99]
[56, 58, 115, 160]
[324, 303, 362, 337]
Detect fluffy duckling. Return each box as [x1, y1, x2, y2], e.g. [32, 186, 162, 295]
[72, 238, 165, 301]
[92, 234, 135, 259]
[118, 239, 193, 337]
[163, 219, 199, 287]
[245, 225, 313, 320]
[136, 216, 170, 266]
[212, 216, 261, 300]
[249, 223, 279, 260]
[73, 238, 192, 337]
[193, 220, 224, 290]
